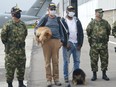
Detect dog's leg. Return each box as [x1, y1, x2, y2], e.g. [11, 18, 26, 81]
[83, 80, 87, 85]
[35, 36, 40, 46]
[72, 79, 77, 86]
[41, 41, 44, 46]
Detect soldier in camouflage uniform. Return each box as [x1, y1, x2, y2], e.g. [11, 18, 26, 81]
[86, 8, 111, 81]
[1, 6, 27, 87]
[112, 21, 116, 37]
[112, 21, 116, 52]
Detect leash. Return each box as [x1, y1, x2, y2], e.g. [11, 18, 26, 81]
[60, 18, 68, 33]
[68, 67, 74, 76]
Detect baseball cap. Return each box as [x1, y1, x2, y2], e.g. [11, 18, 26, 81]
[11, 5, 22, 13]
[48, 3, 56, 9]
[95, 8, 104, 13]
[67, 6, 75, 11]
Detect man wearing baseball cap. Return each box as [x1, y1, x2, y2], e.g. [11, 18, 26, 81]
[86, 8, 111, 81]
[62, 5, 84, 83]
[1, 5, 27, 87]
[35, 2, 64, 87]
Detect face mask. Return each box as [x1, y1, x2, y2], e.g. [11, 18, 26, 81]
[68, 12, 75, 17]
[14, 12, 21, 19]
[50, 10, 56, 15]
[99, 12, 103, 18]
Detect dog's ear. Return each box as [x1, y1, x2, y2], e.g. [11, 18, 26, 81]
[46, 32, 51, 36]
[45, 33, 52, 39]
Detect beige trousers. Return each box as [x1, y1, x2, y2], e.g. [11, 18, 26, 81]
[42, 39, 62, 81]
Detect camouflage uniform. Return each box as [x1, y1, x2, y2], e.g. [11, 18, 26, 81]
[86, 19, 111, 72]
[1, 19, 27, 82]
[112, 21, 116, 37]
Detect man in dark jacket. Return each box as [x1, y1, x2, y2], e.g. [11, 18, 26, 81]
[62, 6, 84, 83]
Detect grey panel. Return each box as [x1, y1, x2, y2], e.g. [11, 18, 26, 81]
[26, 0, 52, 16]
[37, 0, 52, 18]
[0, 0, 52, 28]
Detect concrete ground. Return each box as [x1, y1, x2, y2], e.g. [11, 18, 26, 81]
[27, 31, 116, 87]
[0, 29, 116, 87]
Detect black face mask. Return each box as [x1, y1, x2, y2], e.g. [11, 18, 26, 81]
[14, 12, 21, 19]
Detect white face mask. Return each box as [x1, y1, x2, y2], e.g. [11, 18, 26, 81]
[50, 10, 56, 15]
[68, 12, 75, 17]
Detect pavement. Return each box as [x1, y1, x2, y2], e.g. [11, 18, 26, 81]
[0, 29, 116, 87]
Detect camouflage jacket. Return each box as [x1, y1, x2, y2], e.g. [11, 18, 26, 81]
[112, 21, 116, 37]
[86, 19, 111, 45]
[1, 19, 28, 53]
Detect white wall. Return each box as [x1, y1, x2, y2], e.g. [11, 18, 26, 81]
[78, 0, 116, 29]
[78, 0, 98, 29]
[98, 0, 116, 10]
[59, 0, 63, 17]
[58, 0, 116, 29]
[59, 0, 70, 17]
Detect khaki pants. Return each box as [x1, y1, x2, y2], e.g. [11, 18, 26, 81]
[42, 39, 62, 81]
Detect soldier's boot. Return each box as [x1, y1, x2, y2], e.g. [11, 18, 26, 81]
[8, 82, 13, 87]
[91, 72, 97, 81]
[102, 71, 110, 81]
[18, 80, 26, 87]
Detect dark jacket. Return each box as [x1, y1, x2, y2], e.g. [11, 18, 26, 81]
[61, 17, 84, 47]
[60, 18, 69, 46]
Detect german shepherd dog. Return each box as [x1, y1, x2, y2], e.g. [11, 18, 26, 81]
[72, 68, 86, 85]
[36, 27, 52, 45]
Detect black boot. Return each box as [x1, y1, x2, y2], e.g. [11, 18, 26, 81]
[18, 80, 26, 87]
[91, 72, 97, 81]
[8, 82, 13, 87]
[102, 71, 110, 81]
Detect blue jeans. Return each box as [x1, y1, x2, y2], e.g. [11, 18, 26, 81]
[62, 41, 80, 79]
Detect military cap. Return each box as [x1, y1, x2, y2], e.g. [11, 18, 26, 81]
[67, 6, 75, 11]
[95, 8, 104, 13]
[11, 5, 22, 13]
[48, 3, 56, 9]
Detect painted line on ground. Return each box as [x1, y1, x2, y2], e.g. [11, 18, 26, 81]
[109, 41, 116, 45]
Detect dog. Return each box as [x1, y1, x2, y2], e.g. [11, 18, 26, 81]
[72, 68, 86, 85]
[35, 27, 52, 45]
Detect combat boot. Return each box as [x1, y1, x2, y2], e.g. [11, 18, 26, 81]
[91, 72, 97, 81]
[18, 80, 26, 87]
[7, 82, 13, 87]
[102, 71, 110, 81]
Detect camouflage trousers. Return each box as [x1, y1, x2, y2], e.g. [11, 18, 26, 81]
[5, 52, 26, 83]
[89, 44, 109, 72]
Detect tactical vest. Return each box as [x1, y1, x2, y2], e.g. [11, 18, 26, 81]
[90, 19, 109, 43]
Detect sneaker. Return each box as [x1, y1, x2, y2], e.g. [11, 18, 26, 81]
[47, 81, 52, 87]
[65, 83, 71, 87]
[54, 80, 62, 86]
[64, 78, 69, 83]
[19, 85, 26, 87]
